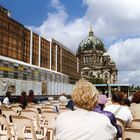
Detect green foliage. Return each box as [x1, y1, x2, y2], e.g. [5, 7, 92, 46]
[130, 85, 140, 90]
[130, 84, 134, 89]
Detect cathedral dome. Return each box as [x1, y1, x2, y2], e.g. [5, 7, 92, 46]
[77, 26, 106, 55]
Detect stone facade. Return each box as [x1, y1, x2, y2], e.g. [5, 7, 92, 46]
[76, 27, 118, 84]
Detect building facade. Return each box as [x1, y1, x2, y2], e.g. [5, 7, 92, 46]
[76, 27, 118, 84]
[0, 5, 80, 95]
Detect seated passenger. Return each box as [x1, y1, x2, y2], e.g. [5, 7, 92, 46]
[28, 90, 37, 103]
[122, 92, 130, 107]
[104, 91, 133, 127]
[66, 99, 74, 110]
[130, 91, 140, 118]
[94, 94, 122, 138]
[3, 91, 11, 106]
[131, 91, 140, 104]
[54, 79, 117, 140]
[19, 91, 27, 109]
[59, 93, 67, 104]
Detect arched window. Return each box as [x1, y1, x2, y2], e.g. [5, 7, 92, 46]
[85, 56, 88, 64]
[83, 57, 86, 64]
[90, 72, 92, 77]
[90, 56, 93, 63]
[104, 72, 108, 79]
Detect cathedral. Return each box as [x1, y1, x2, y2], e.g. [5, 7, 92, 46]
[76, 27, 118, 84]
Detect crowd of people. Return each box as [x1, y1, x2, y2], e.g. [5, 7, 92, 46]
[1, 79, 140, 140]
[54, 79, 140, 140]
[2, 89, 37, 108]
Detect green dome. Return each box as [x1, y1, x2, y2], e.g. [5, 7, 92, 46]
[77, 27, 105, 55]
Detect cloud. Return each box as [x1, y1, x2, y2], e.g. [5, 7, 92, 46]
[108, 38, 140, 84]
[28, 0, 140, 49]
[27, 0, 140, 85]
[27, 0, 90, 52]
[83, 0, 140, 44]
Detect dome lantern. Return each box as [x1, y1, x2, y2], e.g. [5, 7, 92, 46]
[89, 25, 94, 36]
[76, 26, 106, 55]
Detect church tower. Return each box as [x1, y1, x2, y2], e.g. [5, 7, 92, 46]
[76, 26, 118, 84]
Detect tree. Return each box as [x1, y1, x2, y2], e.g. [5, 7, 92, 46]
[130, 84, 134, 90]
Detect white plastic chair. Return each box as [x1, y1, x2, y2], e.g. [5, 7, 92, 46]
[122, 128, 140, 140]
[0, 115, 13, 140]
[12, 115, 45, 140]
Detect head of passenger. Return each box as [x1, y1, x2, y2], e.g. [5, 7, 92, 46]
[61, 92, 66, 96]
[28, 90, 35, 102]
[121, 92, 130, 106]
[6, 91, 11, 98]
[131, 91, 140, 104]
[29, 90, 34, 96]
[21, 91, 26, 97]
[97, 94, 108, 109]
[111, 91, 124, 105]
[72, 79, 98, 111]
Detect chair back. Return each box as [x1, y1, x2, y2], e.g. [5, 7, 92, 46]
[130, 104, 140, 119]
[42, 111, 58, 140]
[41, 106, 55, 112]
[122, 128, 140, 140]
[25, 106, 38, 113]
[42, 111, 58, 128]
[131, 119, 140, 129]
[116, 118, 126, 131]
[12, 115, 37, 140]
[1, 108, 16, 124]
[0, 115, 13, 139]
[11, 105, 22, 114]
[59, 108, 70, 113]
[21, 110, 41, 131]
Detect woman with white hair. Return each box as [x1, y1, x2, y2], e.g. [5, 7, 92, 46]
[54, 79, 117, 140]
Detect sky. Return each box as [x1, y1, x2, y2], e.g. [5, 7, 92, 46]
[1, 0, 140, 85]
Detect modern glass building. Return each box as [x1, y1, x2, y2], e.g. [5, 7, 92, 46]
[0, 5, 80, 95]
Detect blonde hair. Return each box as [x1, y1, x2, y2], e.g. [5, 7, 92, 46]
[72, 79, 99, 111]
